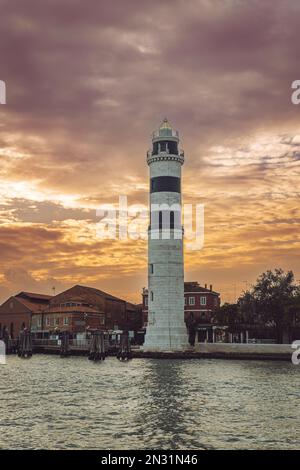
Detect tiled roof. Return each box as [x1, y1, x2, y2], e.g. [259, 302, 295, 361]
[77, 285, 123, 302]
[14, 298, 49, 312]
[69, 285, 140, 308]
[16, 291, 53, 301]
[14, 292, 52, 312]
[184, 282, 220, 295]
[49, 284, 140, 311]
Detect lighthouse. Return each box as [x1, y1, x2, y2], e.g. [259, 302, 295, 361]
[143, 119, 188, 351]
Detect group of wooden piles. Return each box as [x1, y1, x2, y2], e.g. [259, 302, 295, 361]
[88, 330, 106, 361]
[88, 331, 132, 361]
[4, 329, 132, 361]
[18, 330, 33, 358]
[60, 330, 132, 361]
[3, 330, 33, 358]
[116, 333, 132, 361]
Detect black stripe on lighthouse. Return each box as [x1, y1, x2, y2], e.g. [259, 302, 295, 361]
[150, 176, 181, 193]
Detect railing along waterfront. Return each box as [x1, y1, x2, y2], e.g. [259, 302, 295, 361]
[3, 337, 122, 354]
[33, 338, 92, 349]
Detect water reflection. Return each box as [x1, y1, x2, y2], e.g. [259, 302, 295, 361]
[0, 356, 299, 449]
[137, 360, 208, 449]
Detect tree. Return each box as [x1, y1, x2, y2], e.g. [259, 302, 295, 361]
[238, 290, 258, 324]
[214, 302, 239, 326]
[239, 269, 299, 343]
[285, 289, 300, 327]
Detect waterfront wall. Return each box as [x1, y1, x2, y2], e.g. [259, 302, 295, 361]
[5, 339, 295, 360]
[194, 342, 293, 360]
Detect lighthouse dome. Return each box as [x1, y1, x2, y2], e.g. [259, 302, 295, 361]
[159, 118, 173, 136]
[152, 118, 179, 139]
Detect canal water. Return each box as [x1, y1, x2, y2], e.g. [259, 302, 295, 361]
[0, 356, 299, 449]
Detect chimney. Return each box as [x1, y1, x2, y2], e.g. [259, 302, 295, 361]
[205, 283, 207, 289]
[210, 284, 212, 291]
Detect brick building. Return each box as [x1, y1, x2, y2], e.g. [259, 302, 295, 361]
[31, 284, 142, 336]
[183, 281, 220, 323]
[0, 292, 52, 339]
[0, 284, 142, 339]
[142, 281, 220, 338]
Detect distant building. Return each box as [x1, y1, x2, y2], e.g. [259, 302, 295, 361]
[32, 285, 142, 337]
[0, 292, 52, 339]
[183, 281, 220, 323]
[0, 285, 142, 340]
[142, 281, 221, 343]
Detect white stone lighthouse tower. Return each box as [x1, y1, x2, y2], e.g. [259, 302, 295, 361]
[143, 119, 188, 351]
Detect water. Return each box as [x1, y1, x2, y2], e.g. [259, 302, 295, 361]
[0, 355, 299, 449]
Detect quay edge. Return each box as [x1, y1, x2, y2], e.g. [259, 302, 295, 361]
[7, 343, 294, 361]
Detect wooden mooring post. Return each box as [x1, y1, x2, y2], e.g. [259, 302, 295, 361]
[2, 328, 9, 351]
[88, 330, 106, 361]
[117, 332, 132, 361]
[1, 329, 17, 354]
[18, 330, 33, 358]
[60, 331, 70, 357]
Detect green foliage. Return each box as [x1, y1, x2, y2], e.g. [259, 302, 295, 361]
[237, 269, 299, 341]
[215, 269, 300, 342]
[214, 302, 238, 326]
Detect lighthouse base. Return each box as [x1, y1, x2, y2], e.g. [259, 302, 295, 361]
[143, 326, 189, 352]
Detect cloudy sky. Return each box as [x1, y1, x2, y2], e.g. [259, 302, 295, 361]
[0, 0, 299, 303]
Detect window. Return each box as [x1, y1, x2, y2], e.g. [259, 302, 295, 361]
[152, 140, 178, 156]
[150, 264, 153, 274]
[170, 211, 174, 229]
[184, 297, 187, 306]
[150, 291, 154, 301]
[63, 317, 69, 326]
[189, 296, 195, 306]
[62, 302, 81, 307]
[46, 317, 50, 326]
[55, 317, 60, 326]
[159, 211, 162, 229]
[37, 317, 42, 327]
[99, 314, 105, 325]
[200, 296, 207, 305]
